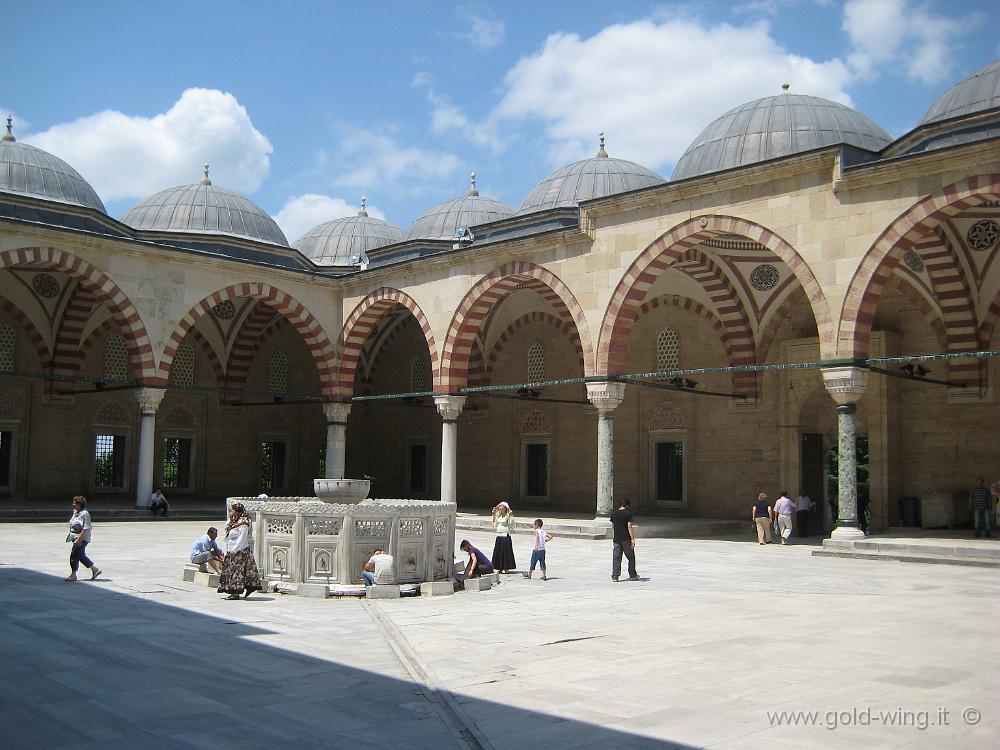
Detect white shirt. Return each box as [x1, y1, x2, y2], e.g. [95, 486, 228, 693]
[796, 495, 813, 511]
[533, 528, 547, 551]
[68, 509, 92, 542]
[368, 553, 395, 584]
[226, 524, 251, 553]
[150, 490, 166, 503]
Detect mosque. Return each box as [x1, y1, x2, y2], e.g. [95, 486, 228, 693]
[1, 58, 999, 540]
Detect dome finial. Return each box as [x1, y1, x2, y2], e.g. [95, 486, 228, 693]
[781, 82, 790, 93]
[359, 195, 368, 217]
[200, 162, 212, 186]
[2, 115, 14, 142]
[469, 171, 479, 196]
[596, 132, 608, 158]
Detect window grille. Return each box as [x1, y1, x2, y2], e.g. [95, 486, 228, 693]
[161, 437, 192, 489]
[267, 352, 288, 396]
[410, 356, 429, 392]
[94, 434, 125, 488]
[170, 341, 195, 386]
[104, 334, 128, 381]
[0, 323, 15, 372]
[260, 441, 286, 489]
[656, 327, 680, 372]
[527, 341, 545, 383]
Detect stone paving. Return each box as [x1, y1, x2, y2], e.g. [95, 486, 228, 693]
[1, 520, 997, 749]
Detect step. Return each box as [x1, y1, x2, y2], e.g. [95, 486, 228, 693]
[455, 517, 608, 540]
[0, 509, 224, 523]
[812, 548, 1000, 568]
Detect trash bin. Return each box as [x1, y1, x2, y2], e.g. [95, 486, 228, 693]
[898, 497, 920, 527]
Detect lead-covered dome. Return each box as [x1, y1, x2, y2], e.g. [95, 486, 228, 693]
[294, 198, 403, 266]
[0, 117, 106, 213]
[517, 137, 664, 214]
[672, 91, 892, 180]
[920, 58, 1000, 125]
[405, 174, 514, 241]
[122, 165, 288, 246]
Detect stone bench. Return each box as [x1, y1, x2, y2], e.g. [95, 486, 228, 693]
[181, 563, 220, 588]
[463, 576, 493, 592]
[420, 580, 455, 596]
[365, 583, 401, 599]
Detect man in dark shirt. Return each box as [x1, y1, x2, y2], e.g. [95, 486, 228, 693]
[971, 477, 992, 539]
[610, 498, 638, 581]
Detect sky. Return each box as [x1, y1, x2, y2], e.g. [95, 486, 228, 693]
[5, 0, 1000, 243]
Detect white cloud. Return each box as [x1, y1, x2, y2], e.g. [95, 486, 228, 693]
[0, 108, 29, 135]
[457, 6, 505, 51]
[332, 125, 462, 194]
[275, 193, 386, 243]
[843, 0, 975, 85]
[491, 18, 852, 170]
[22, 88, 272, 203]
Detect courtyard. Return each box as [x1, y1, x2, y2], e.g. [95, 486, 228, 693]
[2, 519, 996, 750]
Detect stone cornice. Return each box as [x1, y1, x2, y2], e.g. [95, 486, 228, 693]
[834, 138, 1000, 192]
[229, 497, 458, 516]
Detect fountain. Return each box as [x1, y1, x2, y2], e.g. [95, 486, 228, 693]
[228, 478, 457, 596]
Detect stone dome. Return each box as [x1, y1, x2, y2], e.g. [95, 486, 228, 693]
[122, 165, 288, 247]
[920, 58, 1000, 125]
[293, 198, 404, 266]
[404, 174, 514, 241]
[0, 117, 106, 213]
[517, 137, 664, 214]
[672, 91, 892, 180]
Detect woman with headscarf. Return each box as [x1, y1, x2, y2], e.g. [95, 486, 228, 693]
[218, 502, 262, 600]
[491, 501, 516, 573]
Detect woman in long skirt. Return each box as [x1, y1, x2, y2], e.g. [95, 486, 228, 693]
[218, 502, 262, 600]
[491, 501, 516, 573]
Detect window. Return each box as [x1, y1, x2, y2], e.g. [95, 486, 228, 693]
[260, 441, 287, 490]
[169, 341, 195, 387]
[104, 334, 128, 381]
[656, 327, 680, 372]
[0, 429, 14, 487]
[94, 434, 126, 488]
[267, 352, 288, 396]
[0, 322, 15, 372]
[409, 356, 429, 392]
[522, 440, 550, 500]
[318, 444, 327, 479]
[527, 341, 545, 383]
[161, 437, 193, 489]
[654, 441, 685, 503]
[407, 443, 427, 495]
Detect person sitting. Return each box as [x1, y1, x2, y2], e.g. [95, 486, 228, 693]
[149, 487, 170, 517]
[362, 548, 395, 586]
[190, 527, 225, 575]
[457, 539, 495, 580]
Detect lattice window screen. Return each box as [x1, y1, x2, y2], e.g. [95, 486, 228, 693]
[656, 327, 680, 372]
[527, 341, 545, 383]
[103, 334, 128, 380]
[0, 323, 15, 372]
[170, 341, 196, 386]
[410, 356, 429, 392]
[267, 352, 288, 395]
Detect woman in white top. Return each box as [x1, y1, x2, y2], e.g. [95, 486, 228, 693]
[217, 502, 262, 600]
[490, 501, 516, 574]
[65, 495, 101, 582]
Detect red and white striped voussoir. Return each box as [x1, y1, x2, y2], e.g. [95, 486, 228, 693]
[482, 312, 585, 385]
[0, 298, 51, 366]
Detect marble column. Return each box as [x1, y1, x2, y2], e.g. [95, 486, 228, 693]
[135, 388, 166, 509]
[821, 366, 867, 541]
[323, 403, 351, 479]
[586, 382, 626, 519]
[434, 395, 466, 503]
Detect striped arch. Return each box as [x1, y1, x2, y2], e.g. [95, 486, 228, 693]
[0, 247, 155, 381]
[440, 262, 595, 390]
[160, 283, 337, 398]
[338, 288, 437, 398]
[483, 311, 586, 385]
[224, 304, 280, 394]
[181, 328, 226, 389]
[756, 287, 811, 364]
[599, 216, 828, 376]
[839, 174, 1000, 364]
[51, 285, 100, 375]
[0, 297, 52, 366]
[885, 275, 948, 351]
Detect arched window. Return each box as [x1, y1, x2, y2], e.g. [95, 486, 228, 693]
[169, 340, 196, 387]
[410, 355, 429, 392]
[527, 341, 545, 383]
[0, 323, 15, 372]
[656, 327, 680, 372]
[103, 334, 128, 380]
[267, 352, 288, 396]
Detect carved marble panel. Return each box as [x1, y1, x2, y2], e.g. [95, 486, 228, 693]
[399, 518, 424, 537]
[267, 517, 294, 535]
[355, 519, 387, 538]
[307, 518, 341, 536]
[397, 542, 424, 583]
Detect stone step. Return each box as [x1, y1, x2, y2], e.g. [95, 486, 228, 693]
[1, 508, 224, 523]
[456, 516, 608, 540]
[456, 515, 747, 540]
[812, 548, 1000, 568]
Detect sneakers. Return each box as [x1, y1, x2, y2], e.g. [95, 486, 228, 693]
[90, 567, 102, 580]
[627, 575, 641, 581]
[611, 576, 619, 582]
[64, 574, 78, 582]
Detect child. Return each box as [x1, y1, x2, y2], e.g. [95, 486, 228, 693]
[522, 519, 554, 580]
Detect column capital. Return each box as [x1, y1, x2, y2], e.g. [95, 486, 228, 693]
[586, 381, 626, 414]
[821, 366, 867, 405]
[323, 402, 352, 423]
[137, 387, 166, 415]
[434, 395, 466, 422]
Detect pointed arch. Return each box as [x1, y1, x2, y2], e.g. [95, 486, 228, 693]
[439, 262, 595, 391]
[483, 311, 585, 385]
[0, 296, 51, 366]
[598, 216, 829, 376]
[0, 247, 155, 381]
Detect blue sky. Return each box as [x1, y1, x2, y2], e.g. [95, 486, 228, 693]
[5, 0, 999, 242]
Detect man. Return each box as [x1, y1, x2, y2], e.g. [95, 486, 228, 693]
[610, 498, 638, 581]
[362, 548, 395, 586]
[458, 539, 494, 580]
[190, 527, 224, 574]
[971, 477, 992, 539]
[774, 491, 796, 544]
[795, 491, 813, 537]
[149, 487, 170, 517]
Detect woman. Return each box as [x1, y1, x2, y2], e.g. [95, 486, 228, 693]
[66, 495, 101, 581]
[491, 501, 516, 573]
[751, 492, 773, 545]
[218, 502, 262, 600]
